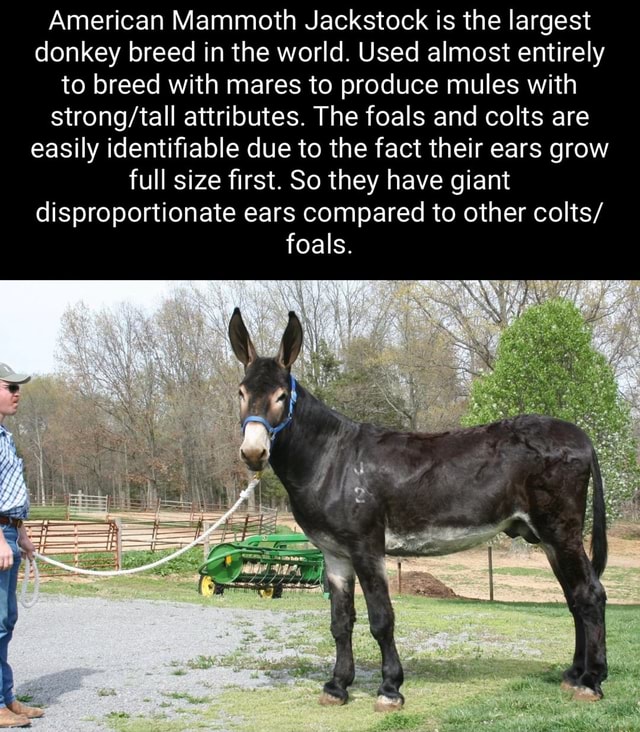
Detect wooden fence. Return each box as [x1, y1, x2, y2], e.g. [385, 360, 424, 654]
[24, 508, 278, 578]
[25, 520, 121, 574]
[118, 510, 277, 552]
[67, 491, 110, 515]
[65, 492, 278, 524]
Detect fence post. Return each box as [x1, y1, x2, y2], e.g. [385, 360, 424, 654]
[115, 518, 122, 570]
[203, 522, 210, 559]
[73, 522, 79, 567]
[41, 519, 50, 554]
[488, 545, 494, 601]
[241, 515, 249, 540]
[151, 519, 159, 552]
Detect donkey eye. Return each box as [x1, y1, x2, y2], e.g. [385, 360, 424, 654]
[277, 393, 287, 403]
[238, 390, 244, 400]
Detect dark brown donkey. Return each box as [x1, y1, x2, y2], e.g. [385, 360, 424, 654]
[229, 308, 608, 710]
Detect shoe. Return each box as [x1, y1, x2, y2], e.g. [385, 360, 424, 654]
[7, 701, 43, 719]
[0, 706, 30, 728]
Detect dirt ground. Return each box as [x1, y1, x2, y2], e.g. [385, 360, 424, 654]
[384, 522, 640, 604]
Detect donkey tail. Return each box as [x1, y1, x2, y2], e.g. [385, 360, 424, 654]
[589, 447, 608, 578]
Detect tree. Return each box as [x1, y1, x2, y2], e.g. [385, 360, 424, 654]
[463, 299, 639, 522]
[58, 302, 165, 506]
[323, 336, 408, 429]
[20, 282, 636, 515]
[407, 280, 640, 413]
[384, 291, 464, 431]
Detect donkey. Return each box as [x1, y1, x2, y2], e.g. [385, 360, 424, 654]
[229, 308, 608, 710]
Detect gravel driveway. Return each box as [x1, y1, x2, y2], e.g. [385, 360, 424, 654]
[13, 594, 289, 731]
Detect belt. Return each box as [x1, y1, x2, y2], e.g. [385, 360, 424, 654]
[0, 516, 23, 528]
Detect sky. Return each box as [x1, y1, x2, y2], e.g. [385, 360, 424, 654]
[1, 280, 190, 376]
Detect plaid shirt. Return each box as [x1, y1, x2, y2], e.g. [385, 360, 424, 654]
[0, 424, 29, 519]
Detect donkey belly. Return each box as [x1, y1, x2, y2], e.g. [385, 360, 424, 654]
[385, 515, 529, 557]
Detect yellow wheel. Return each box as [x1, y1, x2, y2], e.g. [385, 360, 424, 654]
[198, 575, 215, 596]
[258, 585, 283, 599]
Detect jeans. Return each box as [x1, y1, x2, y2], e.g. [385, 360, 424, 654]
[0, 526, 21, 708]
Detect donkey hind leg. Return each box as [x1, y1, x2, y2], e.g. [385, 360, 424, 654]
[319, 553, 357, 706]
[355, 555, 404, 712]
[543, 542, 607, 700]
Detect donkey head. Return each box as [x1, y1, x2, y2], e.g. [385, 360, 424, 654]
[228, 308, 303, 471]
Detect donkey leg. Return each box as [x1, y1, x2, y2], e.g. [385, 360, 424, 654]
[319, 553, 356, 706]
[543, 543, 607, 700]
[355, 556, 404, 712]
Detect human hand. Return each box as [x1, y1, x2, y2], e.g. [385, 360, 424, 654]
[0, 535, 14, 570]
[17, 527, 36, 561]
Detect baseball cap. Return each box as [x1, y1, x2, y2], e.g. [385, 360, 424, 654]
[0, 363, 31, 384]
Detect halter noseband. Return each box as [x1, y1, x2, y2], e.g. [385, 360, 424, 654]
[241, 374, 297, 442]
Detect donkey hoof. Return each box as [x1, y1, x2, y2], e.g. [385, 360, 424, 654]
[560, 679, 602, 701]
[572, 686, 602, 702]
[374, 695, 404, 713]
[319, 692, 347, 706]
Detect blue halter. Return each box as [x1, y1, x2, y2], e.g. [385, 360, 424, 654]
[242, 374, 297, 442]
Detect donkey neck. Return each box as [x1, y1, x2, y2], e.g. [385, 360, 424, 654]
[268, 383, 355, 486]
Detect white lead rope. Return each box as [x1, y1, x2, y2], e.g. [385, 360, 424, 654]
[20, 474, 261, 608]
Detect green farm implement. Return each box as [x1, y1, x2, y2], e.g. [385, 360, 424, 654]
[198, 533, 325, 599]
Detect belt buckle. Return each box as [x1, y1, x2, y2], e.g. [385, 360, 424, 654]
[0, 516, 21, 527]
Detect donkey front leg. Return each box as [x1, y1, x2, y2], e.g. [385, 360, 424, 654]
[319, 553, 357, 706]
[355, 556, 404, 712]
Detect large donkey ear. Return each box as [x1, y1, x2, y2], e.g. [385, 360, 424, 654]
[277, 311, 303, 369]
[228, 308, 258, 367]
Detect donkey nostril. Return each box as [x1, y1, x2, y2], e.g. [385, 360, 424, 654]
[240, 448, 267, 464]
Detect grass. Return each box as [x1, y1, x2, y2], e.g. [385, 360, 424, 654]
[29, 523, 639, 732]
[599, 567, 640, 603]
[34, 572, 640, 732]
[193, 598, 640, 732]
[28, 505, 69, 520]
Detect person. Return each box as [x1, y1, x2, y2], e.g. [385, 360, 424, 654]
[0, 363, 44, 728]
